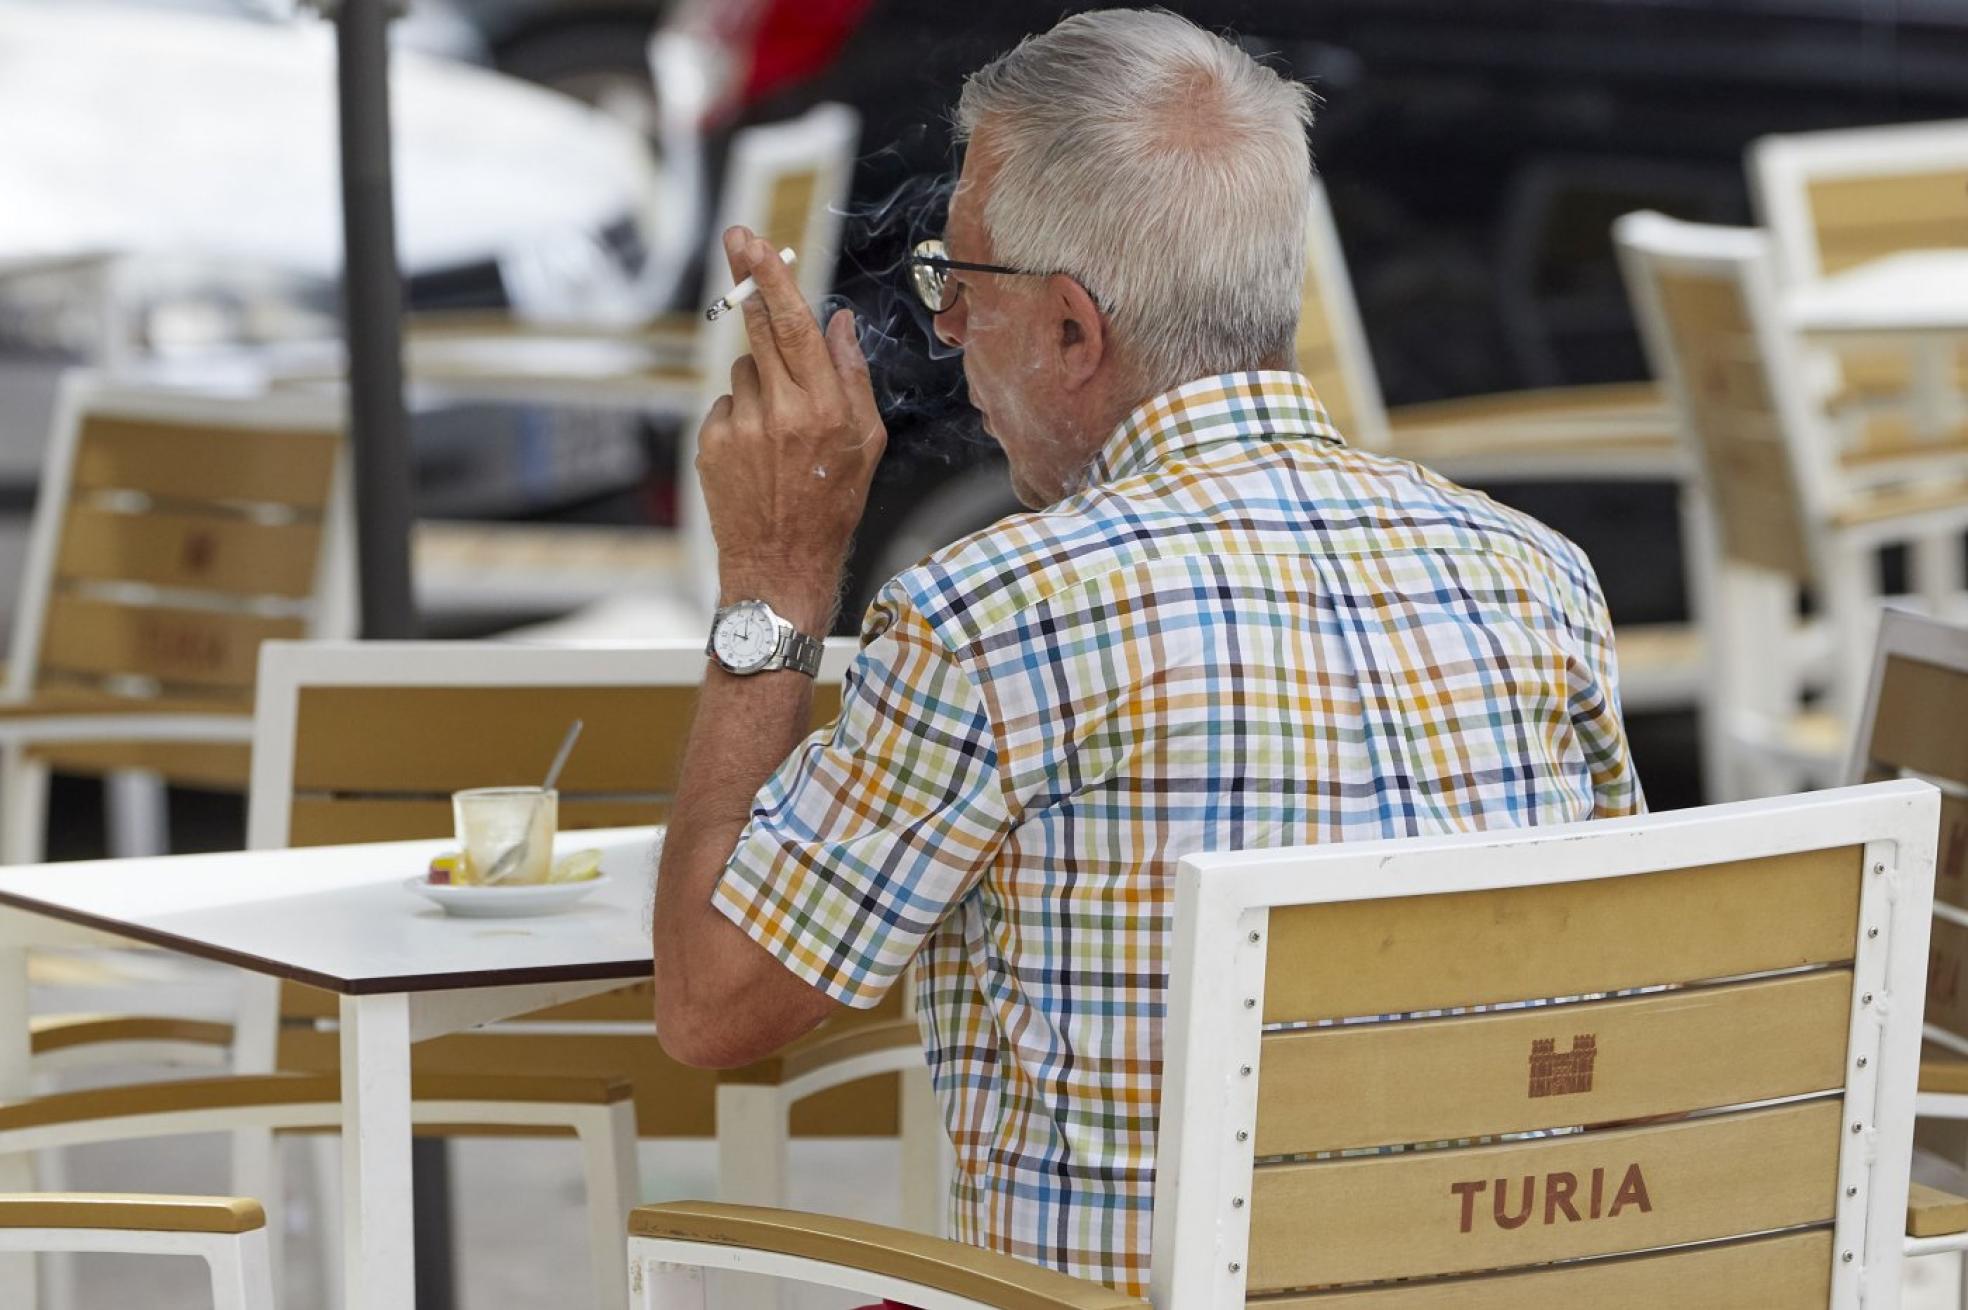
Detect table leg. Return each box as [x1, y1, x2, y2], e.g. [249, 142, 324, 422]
[0, 944, 36, 1304]
[341, 991, 415, 1310]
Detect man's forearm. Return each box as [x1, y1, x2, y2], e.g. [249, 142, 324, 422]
[651, 580, 841, 1065]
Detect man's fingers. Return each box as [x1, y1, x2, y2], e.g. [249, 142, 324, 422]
[825, 309, 884, 445]
[744, 238, 831, 388]
[721, 226, 757, 285]
[728, 355, 762, 428]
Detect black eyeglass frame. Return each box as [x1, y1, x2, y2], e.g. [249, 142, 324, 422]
[907, 238, 1054, 314]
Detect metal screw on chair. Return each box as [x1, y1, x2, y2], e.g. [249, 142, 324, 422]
[1868, 928, 1880, 939]
[1843, 1251, 1854, 1263]
[1874, 863, 1886, 876]
[1244, 998, 1256, 1009]
[1229, 1263, 1242, 1274]
[1847, 1186, 1858, 1197]
[1232, 1197, 1245, 1208]
[1248, 931, 1261, 943]
[1240, 1064, 1252, 1076]
[1857, 1056, 1869, 1068]
[1851, 1122, 1864, 1134]
[1236, 1130, 1249, 1142]
[1861, 993, 1873, 1005]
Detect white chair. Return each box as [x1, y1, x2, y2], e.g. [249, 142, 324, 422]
[400, 103, 863, 626]
[0, 1194, 274, 1310]
[628, 780, 1955, 1307]
[0, 372, 355, 865]
[1616, 212, 1968, 800]
[1750, 119, 1968, 607]
[235, 638, 940, 1310]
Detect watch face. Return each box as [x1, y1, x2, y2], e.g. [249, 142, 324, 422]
[712, 602, 778, 672]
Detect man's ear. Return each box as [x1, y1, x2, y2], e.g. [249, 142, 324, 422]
[1050, 274, 1106, 390]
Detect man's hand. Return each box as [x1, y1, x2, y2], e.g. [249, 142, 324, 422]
[698, 226, 887, 632]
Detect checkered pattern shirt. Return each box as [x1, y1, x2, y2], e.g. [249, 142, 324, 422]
[714, 370, 1642, 1294]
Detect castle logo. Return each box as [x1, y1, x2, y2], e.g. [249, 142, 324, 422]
[1529, 1034, 1597, 1098]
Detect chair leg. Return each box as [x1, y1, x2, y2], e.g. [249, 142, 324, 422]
[715, 1083, 788, 1310]
[105, 767, 170, 859]
[36, 1147, 77, 1310]
[307, 1132, 346, 1310]
[0, 745, 49, 865]
[231, 1126, 285, 1298]
[579, 1100, 641, 1309]
[0, 1150, 37, 1305]
[208, 1227, 276, 1310]
[899, 1064, 948, 1237]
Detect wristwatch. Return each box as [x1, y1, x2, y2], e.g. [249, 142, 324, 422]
[706, 599, 824, 677]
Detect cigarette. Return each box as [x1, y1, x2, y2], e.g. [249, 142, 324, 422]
[705, 247, 798, 320]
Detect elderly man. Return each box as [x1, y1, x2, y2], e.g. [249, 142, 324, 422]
[651, 7, 1642, 1295]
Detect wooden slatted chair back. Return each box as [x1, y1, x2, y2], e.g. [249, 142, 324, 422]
[1751, 120, 1968, 283]
[1847, 610, 1968, 1061]
[1616, 213, 1834, 586]
[245, 638, 899, 1138]
[1296, 179, 1390, 450]
[1151, 782, 1938, 1308]
[1750, 120, 1968, 404]
[695, 103, 859, 377]
[5, 374, 352, 787]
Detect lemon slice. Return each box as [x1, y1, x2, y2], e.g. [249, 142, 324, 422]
[550, 848, 604, 883]
[428, 852, 465, 886]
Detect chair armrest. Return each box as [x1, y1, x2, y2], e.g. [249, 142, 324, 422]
[0, 1072, 632, 1146]
[629, 1201, 1144, 1310]
[1910, 1183, 1968, 1239]
[406, 308, 697, 345]
[31, 1014, 234, 1057]
[722, 1018, 923, 1098]
[1388, 381, 1668, 432]
[0, 1194, 263, 1235]
[0, 690, 247, 721]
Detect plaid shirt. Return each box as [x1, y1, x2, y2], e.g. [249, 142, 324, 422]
[714, 371, 1642, 1293]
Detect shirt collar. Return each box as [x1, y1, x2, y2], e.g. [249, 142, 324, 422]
[1089, 371, 1344, 487]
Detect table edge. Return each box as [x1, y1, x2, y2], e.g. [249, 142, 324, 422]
[0, 889, 651, 995]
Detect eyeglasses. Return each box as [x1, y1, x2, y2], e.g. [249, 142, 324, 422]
[907, 239, 1050, 314]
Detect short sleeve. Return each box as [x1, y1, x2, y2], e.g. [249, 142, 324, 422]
[1569, 588, 1646, 819]
[712, 597, 1013, 1008]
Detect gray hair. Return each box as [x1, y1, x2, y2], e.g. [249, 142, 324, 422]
[955, 9, 1315, 395]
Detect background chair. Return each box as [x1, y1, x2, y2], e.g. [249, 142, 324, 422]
[399, 103, 862, 628]
[234, 638, 936, 1308]
[0, 371, 354, 865]
[1617, 211, 1968, 800]
[0, 1194, 273, 1310]
[1749, 118, 1968, 610]
[1845, 608, 1968, 1298]
[629, 780, 1952, 1307]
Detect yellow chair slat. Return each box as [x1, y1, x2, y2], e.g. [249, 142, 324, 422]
[1246, 1098, 1841, 1291]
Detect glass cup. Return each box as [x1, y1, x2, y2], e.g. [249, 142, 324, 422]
[452, 787, 558, 886]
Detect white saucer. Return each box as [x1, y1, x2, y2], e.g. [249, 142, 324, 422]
[405, 874, 609, 919]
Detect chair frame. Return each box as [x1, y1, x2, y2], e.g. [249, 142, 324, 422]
[1748, 118, 1968, 290]
[628, 781, 1943, 1309]
[1617, 212, 1968, 798]
[0, 1194, 274, 1310]
[244, 637, 940, 1310]
[0, 371, 355, 865]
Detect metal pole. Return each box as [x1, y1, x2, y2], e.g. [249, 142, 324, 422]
[332, 0, 417, 641]
[324, 4, 449, 1302]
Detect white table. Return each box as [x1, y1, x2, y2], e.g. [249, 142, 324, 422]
[0, 826, 661, 1309]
